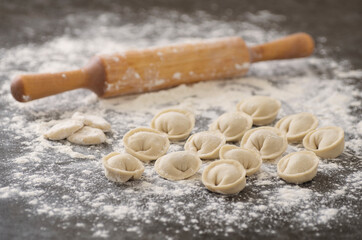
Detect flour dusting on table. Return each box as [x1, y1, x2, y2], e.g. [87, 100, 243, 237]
[0, 9, 361, 239]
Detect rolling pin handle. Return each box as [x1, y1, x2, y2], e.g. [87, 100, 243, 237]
[10, 70, 88, 102]
[11, 76, 26, 102]
[249, 32, 315, 63]
[10, 56, 106, 102]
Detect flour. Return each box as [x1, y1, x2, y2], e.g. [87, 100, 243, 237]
[0, 8, 361, 239]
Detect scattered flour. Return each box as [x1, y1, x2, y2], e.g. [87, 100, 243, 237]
[0, 8, 361, 239]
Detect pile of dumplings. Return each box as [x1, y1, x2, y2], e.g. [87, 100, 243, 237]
[44, 112, 111, 145]
[101, 96, 345, 195]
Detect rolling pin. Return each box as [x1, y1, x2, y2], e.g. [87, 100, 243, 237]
[11, 33, 314, 102]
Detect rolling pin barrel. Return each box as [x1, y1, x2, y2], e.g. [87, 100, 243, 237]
[98, 37, 250, 98]
[10, 33, 314, 102]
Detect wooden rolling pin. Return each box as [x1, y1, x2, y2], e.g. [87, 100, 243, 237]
[11, 33, 314, 102]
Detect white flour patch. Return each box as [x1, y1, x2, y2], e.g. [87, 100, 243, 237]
[317, 208, 339, 224]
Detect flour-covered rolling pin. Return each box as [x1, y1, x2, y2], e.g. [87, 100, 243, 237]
[11, 33, 314, 102]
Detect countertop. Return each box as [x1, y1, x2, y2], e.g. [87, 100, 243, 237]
[0, 0, 361, 239]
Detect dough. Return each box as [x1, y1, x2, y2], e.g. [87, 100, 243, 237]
[236, 96, 281, 125]
[102, 152, 144, 182]
[303, 126, 344, 159]
[240, 127, 287, 161]
[219, 145, 262, 176]
[44, 119, 84, 140]
[154, 151, 202, 180]
[123, 127, 170, 163]
[72, 112, 111, 132]
[202, 159, 246, 195]
[67, 126, 107, 145]
[277, 151, 319, 184]
[275, 112, 318, 143]
[209, 112, 253, 142]
[151, 108, 195, 141]
[184, 131, 226, 160]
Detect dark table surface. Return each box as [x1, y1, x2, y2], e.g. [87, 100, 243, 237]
[0, 0, 361, 239]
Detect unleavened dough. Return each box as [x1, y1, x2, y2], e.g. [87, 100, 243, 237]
[44, 119, 84, 140]
[202, 159, 246, 195]
[151, 108, 195, 141]
[275, 112, 318, 143]
[184, 131, 226, 159]
[154, 151, 202, 180]
[72, 112, 111, 132]
[102, 152, 144, 182]
[236, 96, 281, 125]
[240, 127, 287, 161]
[219, 145, 262, 176]
[67, 126, 106, 145]
[123, 127, 170, 163]
[303, 126, 344, 159]
[209, 112, 253, 141]
[277, 151, 319, 184]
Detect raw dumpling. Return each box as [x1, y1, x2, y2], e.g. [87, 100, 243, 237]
[240, 127, 287, 161]
[123, 127, 170, 163]
[202, 159, 246, 195]
[72, 112, 111, 132]
[277, 151, 319, 184]
[102, 152, 144, 182]
[67, 126, 107, 145]
[209, 112, 253, 141]
[151, 108, 195, 141]
[303, 126, 344, 159]
[219, 145, 262, 176]
[236, 96, 281, 125]
[154, 151, 202, 180]
[44, 119, 84, 140]
[184, 131, 226, 160]
[275, 112, 318, 143]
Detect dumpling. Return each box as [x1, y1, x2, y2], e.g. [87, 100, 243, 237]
[303, 126, 344, 159]
[67, 126, 107, 145]
[44, 119, 84, 140]
[240, 127, 287, 161]
[277, 151, 319, 184]
[151, 108, 195, 141]
[209, 112, 253, 141]
[154, 151, 202, 180]
[202, 159, 246, 195]
[184, 131, 226, 159]
[123, 127, 170, 163]
[219, 145, 262, 176]
[236, 96, 281, 125]
[275, 112, 318, 143]
[72, 112, 111, 132]
[102, 152, 144, 182]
